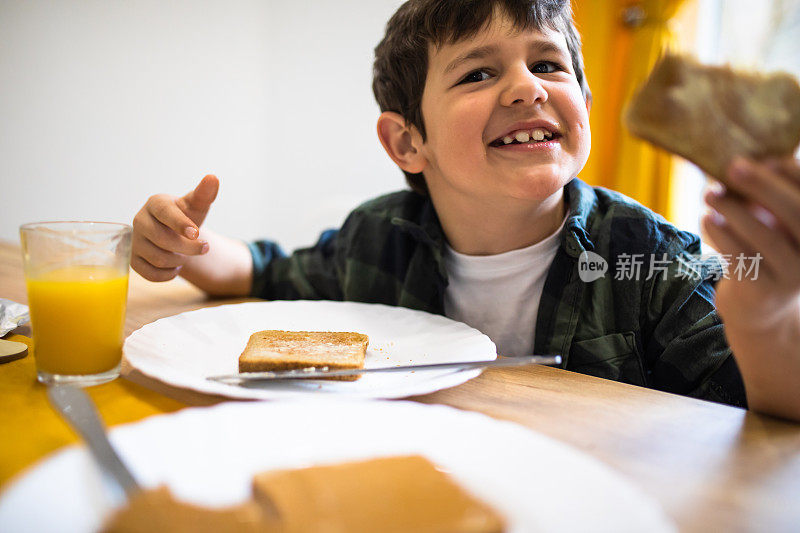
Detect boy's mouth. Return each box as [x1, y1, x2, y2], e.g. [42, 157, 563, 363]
[488, 127, 561, 147]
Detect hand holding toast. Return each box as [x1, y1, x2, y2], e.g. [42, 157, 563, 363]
[702, 156, 800, 420]
[626, 54, 800, 419]
[131, 174, 220, 282]
[702, 157, 800, 328]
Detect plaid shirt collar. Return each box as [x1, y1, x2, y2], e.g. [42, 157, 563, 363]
[389, 177, 597, 264]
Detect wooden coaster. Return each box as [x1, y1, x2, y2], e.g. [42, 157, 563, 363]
[0, 339, 28, 363]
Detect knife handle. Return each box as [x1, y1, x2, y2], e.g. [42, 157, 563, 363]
[47, 384, 141, 497]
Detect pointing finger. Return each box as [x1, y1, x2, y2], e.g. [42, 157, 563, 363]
[178, 174, 219, 226]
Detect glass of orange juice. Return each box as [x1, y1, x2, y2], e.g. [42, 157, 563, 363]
[20, 221, 132, 385]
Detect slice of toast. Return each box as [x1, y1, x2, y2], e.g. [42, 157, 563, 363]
[238, 330, 369, 380]
[102, 456, 504, 533]
[625, 53, 800, 183]
[251, 455, 505, 533]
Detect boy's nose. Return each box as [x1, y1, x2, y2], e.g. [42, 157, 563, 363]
[499, 65, 548, 107]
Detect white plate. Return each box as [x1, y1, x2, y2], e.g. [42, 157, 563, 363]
[122, 301, 497, 400]
[0, 400, 674, 532]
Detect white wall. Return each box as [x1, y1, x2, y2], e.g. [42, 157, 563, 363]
[0, 0, 404, 251]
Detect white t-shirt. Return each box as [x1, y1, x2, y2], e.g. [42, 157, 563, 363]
[443, 216, 567, 357]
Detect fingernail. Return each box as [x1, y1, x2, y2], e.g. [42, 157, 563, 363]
[185, 227, 198, 239]
[728, 157, 748, 183]
[704, 187, 722, 203]
[709, 210, 725, 226]
[200, 241, 209, 254]
[708, 180, 725, 194]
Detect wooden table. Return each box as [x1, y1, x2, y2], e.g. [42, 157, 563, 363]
[2, 241, 798, 532]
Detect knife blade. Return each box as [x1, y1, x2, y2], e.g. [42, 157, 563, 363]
[207, 354, 561, 384]
[47, 384, 140, 497]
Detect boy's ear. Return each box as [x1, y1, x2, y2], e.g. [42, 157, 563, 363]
[376, 112, 427, 174]
[585, 94, 592, 112]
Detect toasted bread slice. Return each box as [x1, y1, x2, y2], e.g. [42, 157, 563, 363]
[252, 455, 505, 533]
[625, 53, 800, 183]
[103, 456, 504, 533]
[238, 330, 368, 380]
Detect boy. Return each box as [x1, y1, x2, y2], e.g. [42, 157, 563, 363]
[131, 0, 800, 421]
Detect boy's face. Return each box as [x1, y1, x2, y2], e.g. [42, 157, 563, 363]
[417, 13, 590, 205]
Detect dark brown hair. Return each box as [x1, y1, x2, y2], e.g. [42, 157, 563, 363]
[373, 0, 590, 194]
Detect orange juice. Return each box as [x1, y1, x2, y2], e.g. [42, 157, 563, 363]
[26, 265, 129, 375]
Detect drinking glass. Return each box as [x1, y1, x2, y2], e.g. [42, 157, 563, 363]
[20, 222, 132, 385]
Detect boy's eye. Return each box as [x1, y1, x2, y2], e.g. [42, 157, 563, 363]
[530, 61, 560, 74]
[459, 69, 491, 84]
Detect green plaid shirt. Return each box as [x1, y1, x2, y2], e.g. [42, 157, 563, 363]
[250, 178, 747, 408]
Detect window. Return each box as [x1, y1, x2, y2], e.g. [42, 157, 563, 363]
[670, 0, 800, 246]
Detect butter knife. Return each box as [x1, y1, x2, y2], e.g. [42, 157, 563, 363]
[208, 354, 561, 385]
[47, 384, 140, 497]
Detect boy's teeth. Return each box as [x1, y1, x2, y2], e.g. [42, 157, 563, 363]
[495, 128, 556, 146]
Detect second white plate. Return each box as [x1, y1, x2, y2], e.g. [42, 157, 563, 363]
[0, 400, 675, 532]
[123, 300, 497, 400]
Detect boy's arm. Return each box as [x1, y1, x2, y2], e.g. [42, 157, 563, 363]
[131, 175, 344, 299]
[178, 228, 253, 297]
[702, 157, 800, 422]
[132, 175, 251, 297]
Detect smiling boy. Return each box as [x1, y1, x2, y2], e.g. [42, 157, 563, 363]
[131, 0, 800, 421]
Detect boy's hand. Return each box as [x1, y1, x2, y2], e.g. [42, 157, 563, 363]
[131, 174, 220, 282]
[701, 157, 800, 327]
